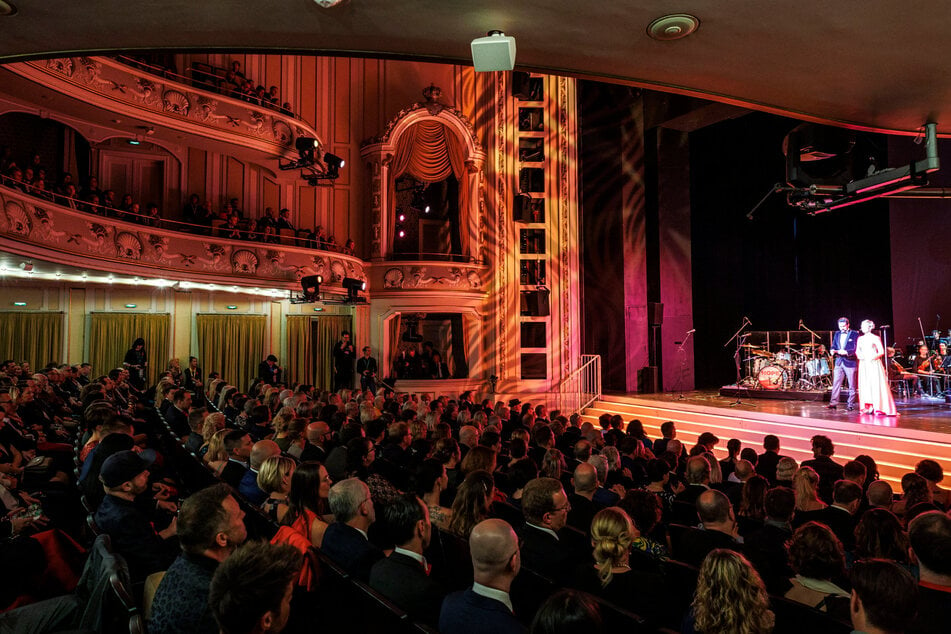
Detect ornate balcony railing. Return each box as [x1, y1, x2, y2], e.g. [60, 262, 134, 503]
[4, 56, 319, 158]
[0, 182, 364, 291]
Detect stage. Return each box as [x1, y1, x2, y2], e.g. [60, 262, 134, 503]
[583, 390, 951, 486]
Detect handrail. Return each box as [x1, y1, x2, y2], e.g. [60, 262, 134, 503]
[554, 354, 601, 414]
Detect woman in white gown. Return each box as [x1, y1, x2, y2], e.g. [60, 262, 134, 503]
[855, 319, 897, 416]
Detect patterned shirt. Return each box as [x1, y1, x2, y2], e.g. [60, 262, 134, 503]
[148, 552, 219, 634]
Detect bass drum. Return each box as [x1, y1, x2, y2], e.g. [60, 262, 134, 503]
[757, 364, 787, 390]
[805, 357, 830, 377]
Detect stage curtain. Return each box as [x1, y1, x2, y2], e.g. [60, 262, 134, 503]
[89, 313, 169, 385]
[392, 121, 472, 258]
[0, 312, 64, 371]
[196, 314, 266, 392]
[286, 316, 313, 387]
[386, 313, 402, 380]
[312, 316, 352, 390]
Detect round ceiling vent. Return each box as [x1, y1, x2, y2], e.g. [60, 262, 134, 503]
[647, 14, 700, 41]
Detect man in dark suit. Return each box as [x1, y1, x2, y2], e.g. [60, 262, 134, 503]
[356, 346, 378, 394]
[257, 354, 282, 386]
[801, 435, 844, 504]
[238, 440, 281, 506]
[675, 456, 712, 506]
[908, 511, 951, 634]
[218, 431, 252, 489]
[164, 388, 192, 437]
[812, 480, 862, 552]
[299, 421, 331, 463]
[370, 494, 444, 626]
[517, 477, 583, 583]
[332, 331, 356, 391]
[322, 477, 382, 580]
[439, 519, 525, 634]
[566, 463, 598, 533]
[828, 317, 859, 410]
[430, 352, 450, 379]
[755, 435, 786, 484]
[676, 489, 742, 567]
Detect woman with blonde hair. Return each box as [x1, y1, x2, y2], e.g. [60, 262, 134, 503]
[587, 508, 634, 588]
[257, 455, 296, 522]
[204, 428, 230, 470]
[199, 412, 226, 456]
[540, 448, 567, 480]
[793, 466, 827, 513]
[687, 549, 774, 634]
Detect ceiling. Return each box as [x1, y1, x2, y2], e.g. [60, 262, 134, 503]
[0, 1, 947, 137]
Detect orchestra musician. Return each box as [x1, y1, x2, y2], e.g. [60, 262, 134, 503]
[910, 344, 939, 396]
[887, 347, 919, 397]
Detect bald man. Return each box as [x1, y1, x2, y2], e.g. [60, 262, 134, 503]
[439, 519, 525, 634]
[675, 489, 741, 567]
[300, 421, 332, 463]
[567, 463, 598, 533]
[238, 440, 281, 505]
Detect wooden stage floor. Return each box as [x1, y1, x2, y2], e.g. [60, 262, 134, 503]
[585, 391, 951, 485]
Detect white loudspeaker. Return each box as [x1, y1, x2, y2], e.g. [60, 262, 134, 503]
[470, 31, 516, 72]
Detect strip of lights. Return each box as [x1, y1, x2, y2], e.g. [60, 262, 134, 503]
[0, 264, 288, 299]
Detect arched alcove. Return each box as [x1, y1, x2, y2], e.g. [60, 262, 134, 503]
[361, 86, 486, 262]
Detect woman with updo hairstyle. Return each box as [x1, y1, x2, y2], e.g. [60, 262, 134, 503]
[687, 549, 774, 634]
[540, 448, 566, 480]
[852, 508, 910, 566]
[414, 458, 453, 530]
[784, 522, 850, 615]
[588, 507, 634, 586]
[257, 455, 296, 522]
[447, 469, 494, 538]
[793, 466, 827, 513]
[738, 474, 769, 528]
[775, 456, 798, 488]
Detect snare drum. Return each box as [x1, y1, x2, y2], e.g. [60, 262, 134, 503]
[805, 357, 830, 377]
[757, 364, 787, 390]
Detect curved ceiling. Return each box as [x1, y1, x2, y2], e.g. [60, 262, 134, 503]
[0, 1, 946, 136]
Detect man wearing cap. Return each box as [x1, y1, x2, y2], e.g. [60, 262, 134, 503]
[94, 450, 178, 581]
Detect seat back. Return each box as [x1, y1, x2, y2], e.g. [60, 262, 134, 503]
[770, 595, 852, 634]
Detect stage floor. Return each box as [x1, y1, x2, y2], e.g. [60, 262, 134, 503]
[626, 390, 951, 435]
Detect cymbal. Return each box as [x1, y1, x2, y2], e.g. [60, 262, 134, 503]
[776, 341, 797, 346]
[799, 342, 819, 347]
[740, 344, 761, 348]
[753, 350, 774, 357]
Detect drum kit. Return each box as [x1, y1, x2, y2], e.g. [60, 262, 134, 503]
[739, 340, 832, 391]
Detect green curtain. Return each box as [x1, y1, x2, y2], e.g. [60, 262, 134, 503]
[197, 314, 267, 392]
[312, 315, 352, 391]
[89, 313, 169, 384]
[0, 312, 64, 371]
[286, 316, 313, 387]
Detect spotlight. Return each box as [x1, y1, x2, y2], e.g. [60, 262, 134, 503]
[398, 213, 406, 222]
[300, 274, 323, 300]
[471, 30, 517, 72]
[342, 277, 366, 302]
[323, 152, 345, 179]
[295, 137, 319, 164]
[398, 230, 406, 238]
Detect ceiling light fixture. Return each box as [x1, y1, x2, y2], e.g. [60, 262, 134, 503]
[125, 303, 137, 308]
[313, 0, 347, 7]
[12, 301, 26, 306]
[647, 14, 700, 41]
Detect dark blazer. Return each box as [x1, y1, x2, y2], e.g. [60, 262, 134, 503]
[743, 521, 794, 594]
[755, 451, 784, 483]
[517, 524, 582, 584]
[830, 329, 859, 368]
[370, 551, 444, 625]
[566, 493, 597, 534]
[676, 526, 741, 568]
[439, 588, 525, 634]
[298, 442, 328, 464]
[164, 406, 190, 437]
[811, 505, 857, 551]
[801, 456, 844, 504]
[219, 460, 248, 489]
[238, 469, 267, 506]
[321, 522, 383, 581]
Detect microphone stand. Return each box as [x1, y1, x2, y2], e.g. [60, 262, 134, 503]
[724, 317, 756, 406]
[670, 329, 695, 400]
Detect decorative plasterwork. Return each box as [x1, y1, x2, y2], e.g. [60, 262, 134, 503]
[0, 184, 364, 288]
[376, 264, 484, 290]
[6, 57, 321, 159]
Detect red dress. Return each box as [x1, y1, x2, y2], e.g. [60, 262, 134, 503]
[856, 333, 897, 416]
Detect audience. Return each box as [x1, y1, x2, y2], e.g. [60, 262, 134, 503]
[322, 477, 382, 580]
[686, 549, 774, 634]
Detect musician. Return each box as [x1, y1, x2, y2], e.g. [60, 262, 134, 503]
[887, 347, 919, 395]
[828, 317, 859, 411]
[910, 344, 939, 396]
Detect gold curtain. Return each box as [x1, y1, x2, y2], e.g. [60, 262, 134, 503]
[312, 315, 352, 390]
[89, 313, 169, 384]
[286, 316, 313, 387]
[196, 314, 266, 392]
[387, 313, 402, 381]
[0, 312, 64, 371]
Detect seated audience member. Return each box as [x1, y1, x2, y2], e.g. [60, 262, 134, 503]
[908, 511, 951, 634]
[618, 488, 668, 562]
[853, 508, 910, 567]
[793, 466, 827, 522]
[218, 431, 252, 488]
[518, 477, 584, 583]
[743, 486, 796, 594]
[448, 469, 495, 538]
[370, 493, 445, 625]
[849, 559, 918, 634]
[586, 454, 622, 507]
[184, 407, 207, 454]
[439, 518, 525, 634]
[867, 480, 894, 510]
[736, 474, 769, 534]
[775, 456, 798, 488]
[755, 434, 786, 484]
[238, 439, 281, 505]
[675, 455, 711, 506]
[299, 421, 332, 463]
[812, 479, 863, 551]
[257, 456, 295, 522]
[529, 590, 602, 634]
[801, 434, 844, 503]
[93, 450, 178, 582]
[914, 459, 950, 509]
[415, 458, 453, 530]
[164, 388, 192, 437]
[322, 477, 382, 580]
[280, 461, 332, 547]
[676, 489, 741, 568]
[685, 549, 774, 634]
[893, 472, 937, 524]
[784, 522, 851, 618]
[208, 541, 301, 634]
[566, 462, 598, 533]
[149, 484, 247, 634]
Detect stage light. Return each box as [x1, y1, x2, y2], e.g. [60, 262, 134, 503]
[398, 213, 406, 222]
[471, 30, 517, 72]
[300, 274, 323, 300]
[342, 276, 365, 302]
[323, 152, 345, 179]
[295, 137, 318, 164]
[398, 230, 405, 238]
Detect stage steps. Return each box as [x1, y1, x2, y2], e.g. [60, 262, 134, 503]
[581, 394, 951, 486]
